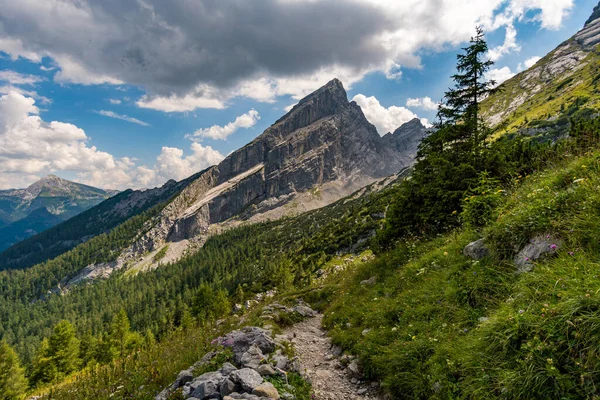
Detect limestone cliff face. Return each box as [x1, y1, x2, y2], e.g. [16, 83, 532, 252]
[80, 79, 427, 280]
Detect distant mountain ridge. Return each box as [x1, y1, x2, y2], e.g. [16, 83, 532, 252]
[0, 176, 118, 252]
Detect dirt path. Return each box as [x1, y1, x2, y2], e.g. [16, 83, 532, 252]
[283, 314, 382, 400]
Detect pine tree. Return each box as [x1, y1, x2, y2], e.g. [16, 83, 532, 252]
[47, 320, 80, 378]
[385, 27, 497, 237]
[110, 309, 131, 358]
[0, 340, 27, 400]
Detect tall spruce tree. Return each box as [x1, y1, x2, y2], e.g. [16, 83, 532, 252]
[0, 340, 27, 400]
[384, 27, 497, 237]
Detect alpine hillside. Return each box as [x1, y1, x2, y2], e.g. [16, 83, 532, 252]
[482, 6, 600, 138]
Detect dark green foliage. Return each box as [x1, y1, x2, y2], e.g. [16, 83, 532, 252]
[460, 172, 503, 228]
[383, 27, 498, 238]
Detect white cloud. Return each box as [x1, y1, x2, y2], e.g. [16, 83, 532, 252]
[487, 23, 520, 61]
[0, 0, 574, 112]
[96, 110, 150, 127]
[136, 89, 226, 112]
[40, 65, 56, 72]
[486, 66, 516, 86]
[0, 91, 223, 189]
[191, 110, 260, 140]
[0, 91, 119, 188]
[0, 70, 44, 85]
[152, 143, 224, 182]
[109, 98, 122, 105]
[284, 103, 297, 113]
[406, 96, 438, 111]
[352, 94, 420, 135]
[0, 85, 51, 104]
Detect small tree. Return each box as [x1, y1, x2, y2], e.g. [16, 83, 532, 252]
[47, 320, 80, 378]
[0, 340, 27, 400]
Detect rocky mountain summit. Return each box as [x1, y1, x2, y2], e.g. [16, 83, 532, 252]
[0, 175, 117, 252]
[69, 79, 428, 283]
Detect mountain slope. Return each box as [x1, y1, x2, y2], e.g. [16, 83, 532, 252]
[0, 175, 118, 251]
[0, 173, 201, 271]
[482, 4, 600, 137]
[68, 79, 427, 282]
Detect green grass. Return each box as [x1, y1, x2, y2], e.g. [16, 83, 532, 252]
[315, 150, 600, 399]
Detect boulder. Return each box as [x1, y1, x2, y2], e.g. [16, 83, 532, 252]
[241, 344, 265, 369]
[220, 378, 241, 397]
[270, 353, 289, 370]
[256, 364, 276, 376]
[360, 276, 377, 286]
[291, 304, 317, 318]
[514, 235, 562, 273]
[252, 382, 280, 399]
[222, 327, 276, 364]
[189, 371, 225, 398]
[230, 368, 264, 392]
[171, 368, 194, 390]
[463, 239, 490, 260]
[347, 360, 362, 378]
[220, 362, 238, 376]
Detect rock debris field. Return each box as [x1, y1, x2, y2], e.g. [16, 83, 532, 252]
[156, 301, 382, 400]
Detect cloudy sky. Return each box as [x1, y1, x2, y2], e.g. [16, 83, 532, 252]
[0, 0, 596, 189]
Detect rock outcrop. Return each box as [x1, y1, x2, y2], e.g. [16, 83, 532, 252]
[76, 79, 428, 281]
[483, 2, 600, 128]
[157, 302, 318, 400]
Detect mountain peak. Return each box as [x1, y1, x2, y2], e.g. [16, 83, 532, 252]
[585, 2, 600, 26]
[271, 78, 349, 135]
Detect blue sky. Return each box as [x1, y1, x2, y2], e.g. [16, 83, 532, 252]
[0, 0, 596, 189]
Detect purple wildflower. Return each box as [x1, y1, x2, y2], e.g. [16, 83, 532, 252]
[550, 244, 558, 250]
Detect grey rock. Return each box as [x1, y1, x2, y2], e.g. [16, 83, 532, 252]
[514, 235, 562, 273]
[360, 276, 377, 286]
[256, 364, 276, 376]
[171, 368, 194, 390]
[220, 378, 241, 397]
[222, 327, 276, 365]
[291, 304, 317, 318]
[220, 362, 238, 376]
[357, 388, 368, 395]
[347, 360, 362, 378]
[241, 344, 265, 369]
[463, 239, 490, 260]
[230, 368, 264, 392]
[189, 371, 225, 398]
[270, 354, 289, 370]
[331, 345, 343, 357]
[106, 79, 429, 279]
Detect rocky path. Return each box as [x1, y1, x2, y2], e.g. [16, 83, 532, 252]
[284, 315, 381, 400]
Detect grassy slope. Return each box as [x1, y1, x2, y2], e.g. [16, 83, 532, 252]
[481, 40, 600, 138]
[32, 149, 600, 399]
[317, 150, 600, 399]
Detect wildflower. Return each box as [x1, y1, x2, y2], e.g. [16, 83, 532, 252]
[546, 358, 553, 365]
[392, 327, 397, 332]
[443, 251, 448, 256]
[550, 244, 558, 250]
[412, 335, 416, 340]
[568, 252, 575, 256]
[519, 309, 525, 314]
